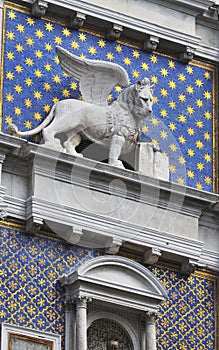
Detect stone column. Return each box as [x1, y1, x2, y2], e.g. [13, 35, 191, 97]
[65, 301, 75, 350]
[76, 296, 88, 350]
[145, 312, 157, 350]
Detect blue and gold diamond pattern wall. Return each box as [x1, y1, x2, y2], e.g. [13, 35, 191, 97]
[0, 226, 217, 349]
[1, 3, 216, 192]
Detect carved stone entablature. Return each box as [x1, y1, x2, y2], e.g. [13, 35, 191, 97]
[143, 35, 159, 52]
[31, 0, 48, 18]
[179, 46, 196, 62]
[70, 12, 86, 29]
[106, 24, 123, 41]
[143, 247, 162, 265]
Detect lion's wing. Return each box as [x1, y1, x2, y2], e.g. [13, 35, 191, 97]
[56, 46, 129, 106]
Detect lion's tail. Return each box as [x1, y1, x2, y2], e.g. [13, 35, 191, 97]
[7, 104, 57, 137]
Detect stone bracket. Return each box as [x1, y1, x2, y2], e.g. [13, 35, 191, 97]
[106, 24, 123, 41]
[105, 237, 123, 254]
[181, 258, 206, 275]
[179, 46, 196, 62]
[70, 12, 86, 29]
[31, 0, 48, 17]
[0, 203, 8, 220]
[143, 247, 162, 265]
[25, 216, 43, 234]
[143, 35, 159, 52]
[201, 5, 219, 21]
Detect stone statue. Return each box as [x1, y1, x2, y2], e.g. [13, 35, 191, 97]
[7, 46, 154, 168]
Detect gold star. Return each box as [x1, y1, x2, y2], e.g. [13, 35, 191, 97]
[24, 99, 32, 108]
[187, 127, 195, 136]
[43, 83, 51, 91]
[44, 63, 52, 71]
[152, 96, 158, 104]
[160, 68, 168, 77]
[169, 164, 176, 173]
[141, 62, 149, 71]
[204, 111, 212, 119]
[6, 71, 14, 80]
[115, 44, 122, 53]
[150, 55, 158, 63]
[186, 65, 193, 74]
[16, 43, 24, 52]
[196, 99, 203, 107]
[14, 85, 22, 94]
[106, 52, 114, 61]
[24, 120, 32, 129]
[187, 170, 194, 179]
[78, 33, 86, 41]
[26, 17, 35, 26]
[178, 136, 186, 144]
[115, 86, 122, 93]
[168, 60, 175, 69]
[26, 37, 34, 46]
[196, 183, 203, 190]
[151, 76, 158, 84]
[25, 58, 34, 66]
[142, 125, 149, 133]
[187, 148, 195, 157]
[169, 101, 176, 109]
[15, 65, 23, 74]
[178, 114, 186, 123]
[123, 57, 131, 65]
[98, 39, 106, 48]
[55, 36, 63, 45]
[45, 43, 52, 51]
[178, 156, 186, 164]
[168, 122, 176, 131]
[43, 105, 51, 113]
[151, 138, 159, 146]
[6, 93, 14, 102]
[25, 77, 33, 86]
[204, 176, 211, 184]
[53, 75, 61, 83]
[33, 91, 42, 99]
[35, 29, 44, 38]
[186, 106, 194, 115]
[160, 88, 168, 97]
[35, 50, 43, 59]
[70, 82, 77, 90]
[204, 71, 211, 79]
[203, 132, 211, 141]
[160, 109, 168, 117]
[6, 51, 15, 60]
[178, 73, 186, 82]
[203, 90, 211, 100]
[34, 112, 42, 121]
[71, 40, 79, 50]
[132, 50, 140, 58]
[62, 89, 70, 97]
[8, 10, 16, 20]
[195, 79, 203, 87]
[88, 46, 96, 55]
[197, 162, 204, 171]
[177, 177, 185, 185]
[178, 94, 186, 102]
[195, 140, 204, 149]
[159, 130, 168, 140]
[16, 24, 25, 33]
[169, 144, 177, 152]
[168, 80, 176, 89]
[5, 115, 13, 123]
[204, 153, 211, 162]
[186, 85, 194, 94]
[196, 120, 203, 128]
[34, 69, 43, 78]
[151, 117, 159, 126]
[14, 107, 22, 115]
[45, 22, 54, 32]
[6, 31, 15, 40]
[62, 28, 71, 36]
[132, 70, 140, 78]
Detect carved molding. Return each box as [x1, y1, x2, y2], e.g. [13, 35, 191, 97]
[181, 257, 206, 275]
[143, 35, 159, 52]
[31, 0, 48, 17]
[106, 24, 123, 41]
[70, 12, 86, 29]
[0, 203, 8, 220]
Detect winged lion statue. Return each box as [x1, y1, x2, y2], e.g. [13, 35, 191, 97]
[7, 46, 154, 168]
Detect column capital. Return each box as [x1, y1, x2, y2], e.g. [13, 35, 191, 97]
[75, 295, 91, 308]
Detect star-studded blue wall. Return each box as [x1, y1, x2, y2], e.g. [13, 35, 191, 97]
[1, 4, 216, 193]
[0, 226, 217, 349]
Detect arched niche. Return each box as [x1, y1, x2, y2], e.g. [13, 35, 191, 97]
[60, 255, 168, 350]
